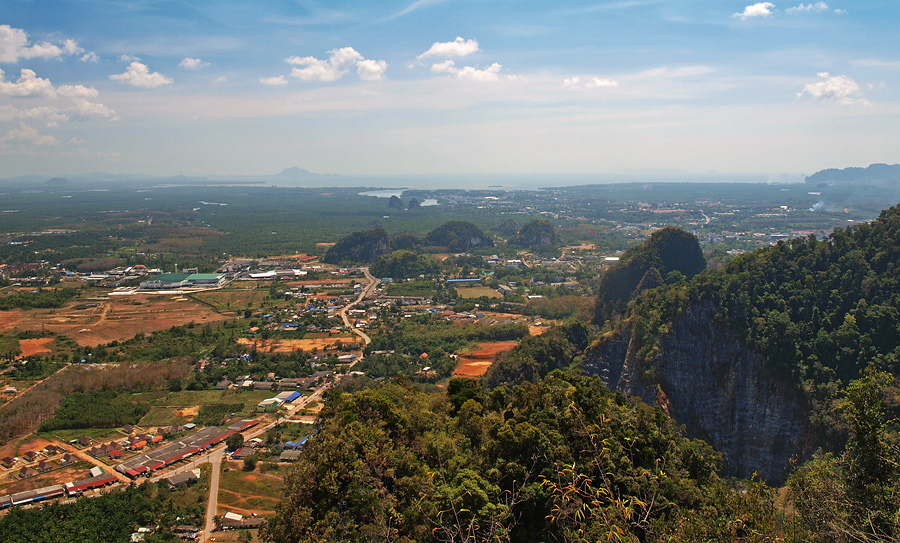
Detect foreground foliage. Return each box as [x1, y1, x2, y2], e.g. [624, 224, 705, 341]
[267, 373, 778, 543]
[0, 482, 205, 543]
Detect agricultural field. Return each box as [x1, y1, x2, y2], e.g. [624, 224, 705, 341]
[218, 465, 285, 518]
[133, 389, 278, 428]
[456, 286, 503, 299]
[0, 292, 228, 348]
[236, 335, 359, 353]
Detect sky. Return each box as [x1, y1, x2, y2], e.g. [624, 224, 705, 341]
[1, 0, 899, 180]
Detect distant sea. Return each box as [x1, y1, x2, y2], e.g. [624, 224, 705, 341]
[268, 172, 798, 191]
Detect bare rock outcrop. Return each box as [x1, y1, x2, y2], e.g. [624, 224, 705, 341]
[585, 300, 812, 483]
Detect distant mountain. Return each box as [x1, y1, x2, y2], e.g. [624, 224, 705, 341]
[805, 163, 900, 186]
[273, 167, 336, 178]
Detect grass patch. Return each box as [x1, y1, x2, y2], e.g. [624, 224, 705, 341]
[138, 406, 188, 427]
[385, 280, 438, 297]
[136, 389, 274, 407]
[218, 468, 285, 516]
[44, 427, 124, 443]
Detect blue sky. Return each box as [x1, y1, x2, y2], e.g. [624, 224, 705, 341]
[1, 0, 898, 179]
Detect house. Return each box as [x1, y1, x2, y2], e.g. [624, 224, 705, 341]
[37, 460, 53, 472]
[109, 449, 123, 460]
[230, 447, 255, 460]
[1, 457, 15, 468]
[78, 436, 92, 447]
[221, 518, 266, 530]
[123, 424, 134, 434]
[252, 381, 274, 391]
[23, 451, 38, 462]
[280, 450, 303, 462]
[18, 467, 37, 478]
[227, 420, 259, 432]
[166, 469, 200, 488]
[59, 453, 77, 466]
[215, 379, 233, 390]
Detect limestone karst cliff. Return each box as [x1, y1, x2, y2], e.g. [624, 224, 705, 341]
[585, 300, 812, 483]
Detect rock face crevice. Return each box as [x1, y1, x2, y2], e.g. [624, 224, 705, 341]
[585, 300, 812, 483]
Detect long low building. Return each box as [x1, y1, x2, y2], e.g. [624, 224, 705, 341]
[139, 273, 226, 290]
[116, 426, 234, 478]
[0, 484, 66, 509]
[65, 473, 118, 495]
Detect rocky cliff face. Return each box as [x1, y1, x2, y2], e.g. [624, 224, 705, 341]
[585, 300, 812, 483]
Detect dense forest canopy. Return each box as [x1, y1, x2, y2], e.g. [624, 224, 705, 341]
[267, 373, 777, 543]
[425, 221, 494, 252]
[508, 218, 560, 247]
[322, 227, 392, 264]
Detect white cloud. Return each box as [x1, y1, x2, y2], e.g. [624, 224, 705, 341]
[798, 72, 869, 105]
[110, 62, 173, 89]
[357, 59, 388, 81]
[733, 2, 776, 19]
[456, 63, 502, 82]
[58, 84, 100, 99]
[0, 25, 84, 63]
[1, 122, 58, 146]
[71, 99, 118, 119]
[564, 76, 620, 89]
[418, 37, 480, 59]
[0, 69, 56, 97]
[385, 0, 449, 21]
[431, 60, 457, 74]
[430, 60, 505, 81]
[81, 52, 99, 63]
[786, 2, 828, 13]
[0, 105, 68, 126]
[119, 54, 141, 62]
[179, 57, 209, 69]
[287, 47, 386, 82]
[260, 75, 288, 86]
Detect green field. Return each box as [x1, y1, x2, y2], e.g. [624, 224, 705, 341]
[218, 467, 285, 516]
[457, 286, 503, 299]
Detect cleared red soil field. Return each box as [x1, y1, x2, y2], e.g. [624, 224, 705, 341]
[0, 295, 228, 347]
[453, 341, 519, 378]
[236, 335, 358, 353]
[17, 338, 54, 358]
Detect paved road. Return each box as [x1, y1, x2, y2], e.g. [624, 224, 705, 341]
[339, 267, 379, 347]
[201, 448, 224, 542]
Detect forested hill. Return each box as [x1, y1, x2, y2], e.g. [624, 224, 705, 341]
[267, 374, 773, 543]
[806, 163, 900, 186]
[587, 202, 900, 481]
[594, 226, 705, 322]
[323, 221, 493, 264]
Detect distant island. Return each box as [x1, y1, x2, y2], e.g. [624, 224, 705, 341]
[806, 163, 900, 186]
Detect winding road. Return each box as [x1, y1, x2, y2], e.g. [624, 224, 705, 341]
[196, 266, 378, 541]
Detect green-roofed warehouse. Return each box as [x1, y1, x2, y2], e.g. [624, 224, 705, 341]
[140, 273, 190, 289]
[187, 273, 225, 285]
[140, 273, 225, 290]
